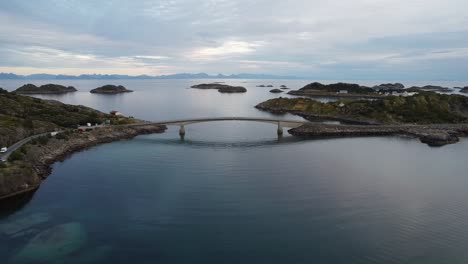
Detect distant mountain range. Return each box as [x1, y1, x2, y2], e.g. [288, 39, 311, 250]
[0, 73, 301, 80]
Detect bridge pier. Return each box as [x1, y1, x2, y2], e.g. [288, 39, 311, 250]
[277, 122, 283, 136]
[179, 125, 186, 136]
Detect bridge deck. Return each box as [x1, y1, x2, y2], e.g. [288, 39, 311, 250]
[145, 117, 309, 128]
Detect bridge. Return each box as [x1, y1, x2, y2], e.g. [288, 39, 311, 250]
[133, 117, 310, 136]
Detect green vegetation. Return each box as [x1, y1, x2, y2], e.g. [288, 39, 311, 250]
[13, 84, 77, 94]
[8, 151, 24, 162]
[256, 92, 468, 124]
[90, 85, 133, 94]
[299, 82, 375, 94]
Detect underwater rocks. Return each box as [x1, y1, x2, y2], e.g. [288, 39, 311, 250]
[0, 213, 50, 237]
[10, 222, 87, 264]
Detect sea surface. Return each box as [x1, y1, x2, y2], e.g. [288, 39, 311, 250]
[1, 79, 468, 264]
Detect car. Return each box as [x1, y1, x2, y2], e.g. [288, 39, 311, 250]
[0, 147, 7, 153]
[0, 158, 6, 163]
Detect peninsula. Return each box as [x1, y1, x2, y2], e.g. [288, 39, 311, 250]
[256, 91, 468, 146]
[13, 84, 77, 94]
[90, 85, 133, 94]
[191, 83, 247, 93]
[0, 88, 165, 200]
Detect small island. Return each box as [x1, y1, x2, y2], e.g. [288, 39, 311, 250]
[191, 83, 247, 93]
[13, 84, 77, 94]
[270, 89, 283, 93]
[406, 85, 454, 93]
[90, 85, 133, 94]
[287, 82, 385, 99]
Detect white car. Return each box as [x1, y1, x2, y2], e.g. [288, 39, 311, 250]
[0, 147, 7, 153]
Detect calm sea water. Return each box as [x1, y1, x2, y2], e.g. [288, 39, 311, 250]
[1, 79, 468, 264]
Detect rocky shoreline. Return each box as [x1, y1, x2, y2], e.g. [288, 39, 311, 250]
[0, 124, 166, 201]
[288, 123, 468, 147]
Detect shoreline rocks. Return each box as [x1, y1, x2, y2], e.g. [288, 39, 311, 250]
[288, 123, 468, 147]
[13, 84, 77, 94]
[90, 85, 133, 94]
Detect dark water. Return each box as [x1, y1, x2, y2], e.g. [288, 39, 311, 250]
[1, 79, 468, 264]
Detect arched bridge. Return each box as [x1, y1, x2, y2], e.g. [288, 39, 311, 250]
[133, 117, 310, 136]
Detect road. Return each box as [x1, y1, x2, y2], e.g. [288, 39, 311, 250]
[0, 132, 56, 162]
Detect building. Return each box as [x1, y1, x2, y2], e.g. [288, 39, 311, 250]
[339, 90, 348, 94]
[110, 110, 122, 116]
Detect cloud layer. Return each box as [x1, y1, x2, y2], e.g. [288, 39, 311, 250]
[1, 0, 467, 79]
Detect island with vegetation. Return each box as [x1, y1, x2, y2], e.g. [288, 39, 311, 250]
[287, 82, 461, 99]
[287, 82, 385, 99]
[191, 83, 247, 93]
[90, 85, 133, 94]
[13, 84, 77, 94]
[0, 88, 166, 200]
[270, 89, 283, 93]
[256, 91, 468, 146]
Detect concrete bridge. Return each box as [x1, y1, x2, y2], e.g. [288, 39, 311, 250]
[140, 117, 310, 136]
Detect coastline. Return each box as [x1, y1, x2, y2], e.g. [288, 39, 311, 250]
[288, 123, 468, 146]
[0, 124, 166, 201]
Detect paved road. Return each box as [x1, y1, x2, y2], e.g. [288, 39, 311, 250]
[0, 132, 55, 162]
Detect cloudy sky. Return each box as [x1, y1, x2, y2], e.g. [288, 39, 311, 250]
[0, 0, 467, 79]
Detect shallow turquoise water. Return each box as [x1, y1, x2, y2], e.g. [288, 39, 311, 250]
[1, 79, 468, 263]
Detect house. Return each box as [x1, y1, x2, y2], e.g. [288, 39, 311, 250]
[110, 110, 122, 116]
[339, 90, 348, 94]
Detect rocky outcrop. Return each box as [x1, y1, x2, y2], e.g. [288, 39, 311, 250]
[191, 83, 247, 93]
[90, 85, 133, 94]
[270, 89, 283, 93]
[460, 87, 468, 93]
[14, 84, 77, 94]
[288, 123, 468, 147]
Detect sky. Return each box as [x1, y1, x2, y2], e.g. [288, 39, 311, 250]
[0, 0, 467, 80]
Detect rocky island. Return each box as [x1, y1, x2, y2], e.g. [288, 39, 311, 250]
[90, 85, 133, 94]
[256, 92, 468, 146]
[460, 87, 468, 93]
[270, 89, 283, 93]
[191, 83, 247, 93]
[287, 82, 385, 99]
[406, 85, 454, 93]
[0, 88, 166, 200]
[13, 84, 77, 94]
